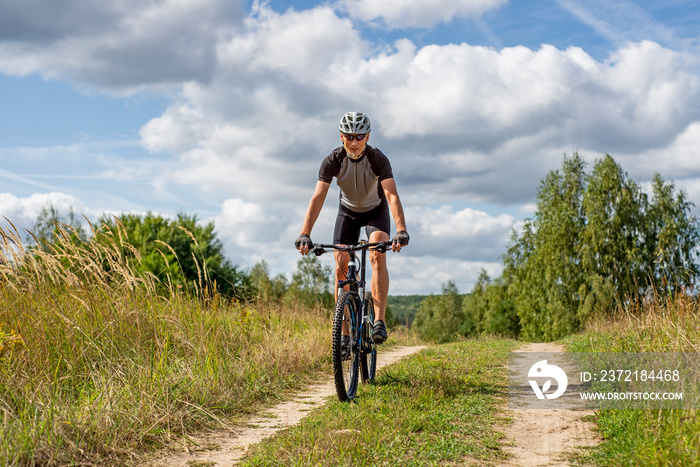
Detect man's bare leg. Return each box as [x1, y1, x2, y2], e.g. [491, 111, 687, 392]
[368, 230, 390, 324]
[334, 249, 351, 335]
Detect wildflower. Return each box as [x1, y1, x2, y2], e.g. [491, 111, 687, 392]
[0, 331, 25, 358]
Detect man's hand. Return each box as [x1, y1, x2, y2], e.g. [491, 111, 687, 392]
[392, 230, 409, 252]
[295, 234, 313, 255]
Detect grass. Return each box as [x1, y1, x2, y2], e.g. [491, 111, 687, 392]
[238, 338, 519, 466]
[0, 222, 330, 466]
[19, 215, 693, 465]
[564, 293, 700, 466]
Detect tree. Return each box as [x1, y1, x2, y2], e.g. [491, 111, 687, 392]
[98, 212, 249, 299]
[578, 155, 647, 315]
[30, 203, 87, 250]
[270, 273, 290, 301]
[501, 153, 700, 340]
[414, 154, 698, 341]
[502, 153, 587, 340]
[286, 255, 333, 309]
[646, 173, 700, 291]
[413, 281, 464, 343]
[250, 260, 272, 299]
[461, 269, 491, 336]
[462, 269, 519, 338]
[412, 294, 440, 342]
[250, 260, 289, 302]
[290, 255, 332, 295]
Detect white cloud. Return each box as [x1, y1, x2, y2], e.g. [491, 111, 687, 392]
[338, 0, 507, 29]
[518, 203, 537, 215]
[234, 5, 364, 76]
[0, 0, 245, 93]
[0, 192, 92, 235]
[7, 3, 698, 209]
[212, 196, 335, 274]
[607, 121, 700, 184]
[0, 190, 511, 295]
[209, 196, 516, 294]
[139, 5, 367, 201]
[407, 205, 517, 261]
[214, 198, 296, 247]
[135, 6, 700, 208]
[377, 40, 700, 149]
[376, 255, 502, 295]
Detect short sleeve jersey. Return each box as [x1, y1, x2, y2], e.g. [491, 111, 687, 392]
[318, 145, 394, 213]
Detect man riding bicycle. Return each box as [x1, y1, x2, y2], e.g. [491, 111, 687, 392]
[295, 111, 410, 346]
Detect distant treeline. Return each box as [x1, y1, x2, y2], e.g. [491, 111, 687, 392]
[386, 295, 427, 327]
[413, 153, 700, 342]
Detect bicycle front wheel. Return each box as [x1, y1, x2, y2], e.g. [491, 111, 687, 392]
[332, 291, 360, 401]
[360, 291, 377, 383]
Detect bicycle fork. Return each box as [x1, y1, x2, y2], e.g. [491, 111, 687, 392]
[344, 299, 375, 353]
[360, 313, 375, 351]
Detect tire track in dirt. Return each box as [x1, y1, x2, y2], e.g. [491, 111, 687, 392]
[499, 342, 601, 466]
[147, 345, 426, 466]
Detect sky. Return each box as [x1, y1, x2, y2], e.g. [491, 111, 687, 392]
[1, 0, 700, 295]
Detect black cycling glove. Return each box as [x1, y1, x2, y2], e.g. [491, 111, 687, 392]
[295, 234, 313, 250]
[392, 230, 410, 248]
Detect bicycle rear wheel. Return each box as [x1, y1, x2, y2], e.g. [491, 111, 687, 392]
[360, 292, 377, 383]
[332, 291, 360, 401]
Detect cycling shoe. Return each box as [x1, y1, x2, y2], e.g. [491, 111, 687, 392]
[372, 320, 388, 344]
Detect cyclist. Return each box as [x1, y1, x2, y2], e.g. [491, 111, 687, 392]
[295, 111, 409, 346]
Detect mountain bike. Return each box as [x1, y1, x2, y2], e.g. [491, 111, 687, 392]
[311, 240, 393, 402]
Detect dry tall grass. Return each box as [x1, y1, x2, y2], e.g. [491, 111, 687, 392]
[571, 290, 700, 352]
[0, 220, 328, 466]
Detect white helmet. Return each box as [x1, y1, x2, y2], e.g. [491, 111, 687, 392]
[339, 112, 371, 134]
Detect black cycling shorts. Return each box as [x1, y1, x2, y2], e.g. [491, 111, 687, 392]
[333, 199, 391, 245]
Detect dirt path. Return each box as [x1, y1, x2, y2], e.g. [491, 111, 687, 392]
[147, 345, 426, 466]
[498, 342, 601, 466]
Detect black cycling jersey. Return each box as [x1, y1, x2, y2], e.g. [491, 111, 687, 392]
[318, 145, 394, 213]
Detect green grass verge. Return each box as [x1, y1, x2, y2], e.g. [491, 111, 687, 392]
[238, 338, 519, 466]
[564, 295, 700, 466]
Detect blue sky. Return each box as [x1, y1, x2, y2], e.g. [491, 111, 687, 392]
[1, 0, 700, 294]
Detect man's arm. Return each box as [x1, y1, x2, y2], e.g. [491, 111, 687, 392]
[298, 180, 331, 254]
[381, 178, 408, 251]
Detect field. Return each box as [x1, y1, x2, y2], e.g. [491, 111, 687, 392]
[0, 224, 330, 465]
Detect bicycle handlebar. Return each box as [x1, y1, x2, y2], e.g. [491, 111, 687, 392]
[311, 240, 393, 256]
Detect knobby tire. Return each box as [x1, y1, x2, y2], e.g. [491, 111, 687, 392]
[360, 292, 377, 383]
[332, 291, 360, 401]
